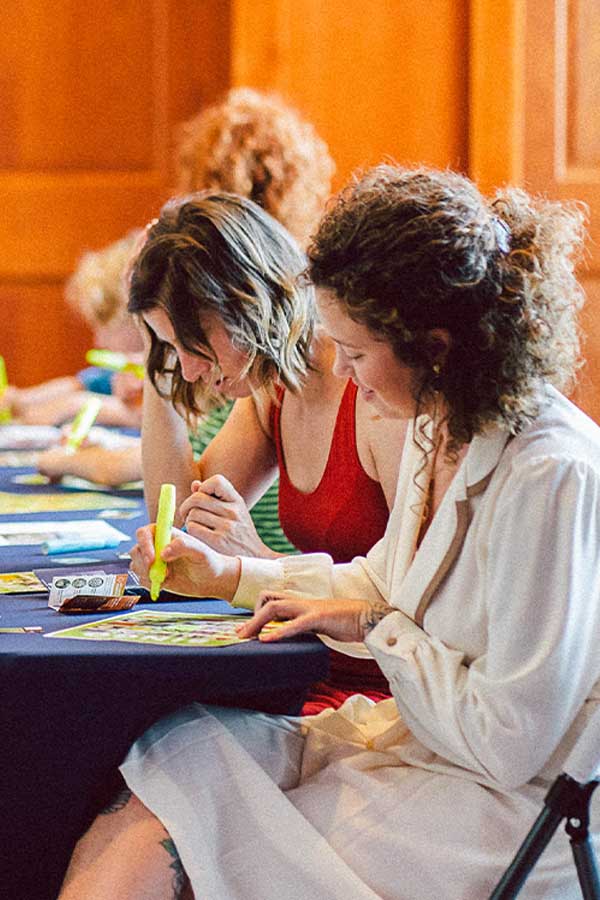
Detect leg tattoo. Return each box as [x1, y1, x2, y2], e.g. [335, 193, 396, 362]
[160, 837, 189, 898]
[99, 787, 132, 815]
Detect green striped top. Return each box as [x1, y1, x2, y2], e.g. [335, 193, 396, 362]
[188, 402, 298, 555]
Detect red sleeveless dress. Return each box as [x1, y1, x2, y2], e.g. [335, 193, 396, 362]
[271, 379, 392, 715]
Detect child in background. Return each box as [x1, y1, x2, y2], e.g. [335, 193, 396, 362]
[5, 229, 144, 428]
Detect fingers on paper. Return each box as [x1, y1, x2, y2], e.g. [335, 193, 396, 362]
[238, 593, 317, 641]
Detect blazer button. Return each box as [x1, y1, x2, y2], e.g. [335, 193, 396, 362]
[386, 636, 397, 647]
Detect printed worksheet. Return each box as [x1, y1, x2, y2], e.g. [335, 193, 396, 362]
[45, 609, 284, 647]
[0, 425, 60, 450]
[0, 491, 139, 515]
[0, 519, 128, 546]
[0, 571, 47, 594]
[13, 474, 143, 492]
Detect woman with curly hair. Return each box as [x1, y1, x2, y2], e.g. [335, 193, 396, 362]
[60, 164, 600, 899]
[174, 86, 334, 248]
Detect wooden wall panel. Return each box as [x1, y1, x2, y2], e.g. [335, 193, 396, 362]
[577, 278, 600, 415]
[232, 0, 470, 187]
[471, 0, 600, 423]
[566, 1, 600, 168]
[4, 284, 94, 386]
[7, 0, 597, 420]
[0, 0, 231, 386]
[0, 1, 155, 172]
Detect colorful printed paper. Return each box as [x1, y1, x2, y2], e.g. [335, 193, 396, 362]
[45, 609, 284, 647]
[12, 473, 144, 493]
[48, 571, 129, 609]
[0, 491, 138, 515]
[0, 571, 48, 594]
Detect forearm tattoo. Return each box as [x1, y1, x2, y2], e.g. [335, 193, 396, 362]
[160, 837, 188, 899]
[361, 596, 394, 636]
[99, 787, 132, 815]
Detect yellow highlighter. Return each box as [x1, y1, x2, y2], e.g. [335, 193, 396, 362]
[86, 349, 145, 380]
[65, 395, 103, 454]
[0, 355, 11, 423]
[149, 483, 177, 601]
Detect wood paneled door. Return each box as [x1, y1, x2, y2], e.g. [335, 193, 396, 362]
[471, 0, 600, 423]
[231, 0, 470, 189]
[0, 0, 230, 387]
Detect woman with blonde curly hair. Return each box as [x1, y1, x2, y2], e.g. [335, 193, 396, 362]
[59, 164, 600, 899]
[175, 86, 334, 248]
[4, 229, 144, 429]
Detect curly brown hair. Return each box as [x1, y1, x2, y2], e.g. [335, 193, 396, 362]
[308, 164, 587, 450]
[129, 192, 315, 421]
[174, 88, 335, 247]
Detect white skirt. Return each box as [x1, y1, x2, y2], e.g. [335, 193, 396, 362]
[120, 696, 598, 899]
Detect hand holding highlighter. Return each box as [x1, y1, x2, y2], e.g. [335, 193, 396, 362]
[86, 349, 145, 380]
[149, 483, 177, 600]
[65, 396, 103, 453]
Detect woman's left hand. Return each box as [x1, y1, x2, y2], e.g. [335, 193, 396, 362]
[235, 592, 371, 643]
[179, 475, 277, 558]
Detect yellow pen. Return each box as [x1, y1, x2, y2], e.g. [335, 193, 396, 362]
[86, 349, 145, 380]
[65, 395, 103, 454]
[149, 483, 177, 601]
[0, 355, 11, 423]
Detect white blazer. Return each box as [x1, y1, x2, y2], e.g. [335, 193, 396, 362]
[236, 385, 600, 790]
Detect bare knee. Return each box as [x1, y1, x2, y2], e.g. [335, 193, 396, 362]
[59, 788, 186, 899]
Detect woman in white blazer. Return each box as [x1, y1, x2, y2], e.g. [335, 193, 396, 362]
[59, 165, 600, 900]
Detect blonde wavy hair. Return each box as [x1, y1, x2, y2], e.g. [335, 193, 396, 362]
[174, 87, 335, 247]
[128, 193, 315, 421]
[65, 229, 144, 326]
[308, 164, 587, 451]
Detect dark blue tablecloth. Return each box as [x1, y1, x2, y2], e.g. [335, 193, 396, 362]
[0, 456, 329, 899]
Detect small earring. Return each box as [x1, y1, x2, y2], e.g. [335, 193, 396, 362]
[432, 362, 442, 376]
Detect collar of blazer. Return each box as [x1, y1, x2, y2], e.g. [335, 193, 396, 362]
[391, 422, 510, 628]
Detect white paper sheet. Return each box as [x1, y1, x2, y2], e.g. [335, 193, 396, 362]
[0, 519, 129, 546]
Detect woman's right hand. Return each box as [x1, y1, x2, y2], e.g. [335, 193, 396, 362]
[178, 475, 278, 559]
[130, 524, 241, 601]
[36, 446, 78, 482]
